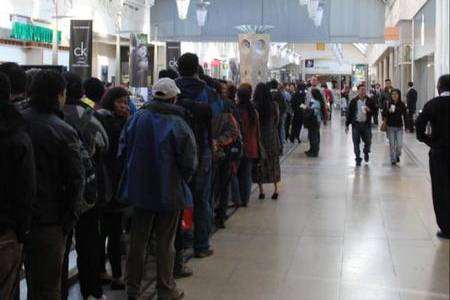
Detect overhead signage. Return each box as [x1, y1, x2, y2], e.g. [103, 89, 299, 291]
[166, 41, 181, 71]
[69, 20, 93, 81]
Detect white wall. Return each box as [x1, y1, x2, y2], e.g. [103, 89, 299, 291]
[92, 42, 116, 82]
[385, 0, 429, 26]
[0, 45, 26, 63]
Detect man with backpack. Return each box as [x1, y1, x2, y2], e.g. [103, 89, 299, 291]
[62, 72, 109, 300]
[175, 53, 217, 258]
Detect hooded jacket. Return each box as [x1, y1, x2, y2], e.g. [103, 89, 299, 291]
[0, 102, 36, 242]
[118, 100, 197, 212]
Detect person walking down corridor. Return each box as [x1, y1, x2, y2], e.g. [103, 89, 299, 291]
[0, 72, 36, 300]
[305, 88, 324, 157]
[121, 78, 197, 300]
[382, 89, 406, 165]
[253, 83, 281, 200]
[23, 71, 84, 300]
[416, 74, 450, 240]
[406, 82, 418, 133]
[346, 84, 377, 166]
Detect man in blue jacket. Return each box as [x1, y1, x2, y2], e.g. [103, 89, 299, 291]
[120, 78, 197, 300]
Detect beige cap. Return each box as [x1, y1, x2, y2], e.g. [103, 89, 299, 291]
[152, 78, 181, 100]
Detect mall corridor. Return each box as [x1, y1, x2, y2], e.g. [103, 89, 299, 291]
[175, 120, 450, 300]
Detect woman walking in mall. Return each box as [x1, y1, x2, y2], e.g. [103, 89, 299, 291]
[235, 83, 260, 207]
[96, 87, 131, 290]
[382, 89, 407, 165]
[252, 83, 281, 200]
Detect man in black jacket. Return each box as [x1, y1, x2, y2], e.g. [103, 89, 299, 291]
[416, 74, 450, 240]
[0, 62, 28, 111]
[0, 72, 36, 300]
[406, 82, 418, 132]
[345, 84, 377, 166]
[22, 70, 84, 300]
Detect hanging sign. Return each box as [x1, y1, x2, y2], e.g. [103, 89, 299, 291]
[69, 20, 93, 81]
[166, 41, 181, 71]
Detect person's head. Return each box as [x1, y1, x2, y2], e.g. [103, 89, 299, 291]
[25, 69, 41, 97]
[0, 72, 11, 101]
[321, 82, 328, 89]
[83, 77, 105, 103]
[297, 82, 306, 92]
[237, 83, 252, 105]
[391, 89, 401, 103]
[226, 82, 237, 102]
[408, 81, 414, 88]
[101, 87, 130, 117]
[311, 88, 323, 102]
[177, 53, 199, 77]
[268, 79, 279, 90]
[357, 83, 367, 97]
[158, 69, 179, 80]
[384, 79, 392, 89]
[29, 70, 66, 113]
[437, 74, 450, 95]
[311, 76, 318, 87]
[289, 84, 296, 93]
[0, 62, 26, 100]
[62, 72, 83, 105]
[375, 83, 381, 89]
[152, 78, 181, 104]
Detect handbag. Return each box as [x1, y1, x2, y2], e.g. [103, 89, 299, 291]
[380, 119, 388, 132]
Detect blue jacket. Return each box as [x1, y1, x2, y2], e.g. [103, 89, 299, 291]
[118, 101, 197, 212]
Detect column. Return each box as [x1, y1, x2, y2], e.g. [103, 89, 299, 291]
[383, 56, 389, 84]
[434, 0, 450, 94]
[389, 50, 394, 84]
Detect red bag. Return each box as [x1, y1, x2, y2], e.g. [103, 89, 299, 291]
[182, 208, 194, 231]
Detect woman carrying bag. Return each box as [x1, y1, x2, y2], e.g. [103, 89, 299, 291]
[382, 89, 407, 165]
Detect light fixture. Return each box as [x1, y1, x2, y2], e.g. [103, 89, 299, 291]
[176, 0, 190, 20]
[314, 6, 323, 27]
[307, 0, 319, 18]
[299, 0, 309, 6]
[196, 1, 210, 27]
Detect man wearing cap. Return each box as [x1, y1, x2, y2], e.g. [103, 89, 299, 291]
[120, 78, 197, 300]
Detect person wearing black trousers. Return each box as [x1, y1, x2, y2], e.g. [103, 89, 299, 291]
[406, 82, 418, 132]
[290, 83, 307, 143]
[416, 74, 450, 240]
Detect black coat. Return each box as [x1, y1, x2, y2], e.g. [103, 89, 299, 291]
[345, 96, 377, 127]
[22, 107, 84, 233]
[0, 102, 36, 242]
[406, 88, 418, 113]
[382, 100, 407, 128]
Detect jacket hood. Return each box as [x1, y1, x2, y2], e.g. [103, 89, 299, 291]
[144, 100, 186, 119]
[175, 77, 207, 99]
[0, 101, 25, 138]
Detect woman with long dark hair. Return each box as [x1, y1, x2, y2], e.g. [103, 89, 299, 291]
[235, 83, 260, 206]
[252, 83, 281, 200]
[96, 87, 130, 290]
[382, 89, 406, 165]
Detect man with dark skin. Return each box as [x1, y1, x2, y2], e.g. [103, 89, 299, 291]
[415, 74, 450, 240]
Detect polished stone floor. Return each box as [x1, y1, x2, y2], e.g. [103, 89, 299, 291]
[58, 115, 449, 300]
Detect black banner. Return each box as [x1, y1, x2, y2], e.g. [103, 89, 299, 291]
[166, 41, 181, 71]
[69, 20, 93, 81]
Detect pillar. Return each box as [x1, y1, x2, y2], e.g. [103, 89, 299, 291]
[435, 0, 450, 95]
[389, 50, 394, 84]
[383, 56, 388, 85]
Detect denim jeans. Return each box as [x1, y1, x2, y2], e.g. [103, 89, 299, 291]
[387, 126, 403, 163]
[351, 123, 372, 161]
[230, 173, 241, 205]
[192, 151, 213, 252]
[237, 157, 254, 206]
[214, 158, 232, 221]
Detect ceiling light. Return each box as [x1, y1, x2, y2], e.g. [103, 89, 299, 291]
[307, 0, 319, 18]
[299, 0, 309, 6]
[196, 1, 210, 27]
[314, 6, 323, 27]
[176, 0, 190, 20]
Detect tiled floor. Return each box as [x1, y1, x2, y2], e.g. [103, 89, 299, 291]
[49, 115, 449, 300]
[175, 117, 449, 300]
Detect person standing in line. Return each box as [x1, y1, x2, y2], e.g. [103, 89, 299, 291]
[406, 81, 418, 133]
[382, 89, 407, 165]
[380, 78, 394, 110]
[0, 72, 36, 300]
[268, 80, 286, 153]
[175, 53, 215, 259]
[282, 83, 293, 141]
[82, 77, 106, 110]
[121, 78, 197, 300]
[253, 83, 281, 200]
[415, 74, 450, 240]
[345, 84, 377, 166]
[22, 70, 84, 300]
[290, 82, 307, 143]
[96, 87, 131, 290]
[321, 83, 333, 121]
[61, 72, 109, 300]
[235, 83, 260, 207]
[370, 84, 381, 125]
[0, 62, 29, 110]
[305, 88, 324, 157]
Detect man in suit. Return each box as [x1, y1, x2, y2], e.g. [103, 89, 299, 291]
[406, 81, 418, 132]
[416, 74, 450, 240]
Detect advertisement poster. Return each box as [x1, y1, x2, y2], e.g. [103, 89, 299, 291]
[69, 20, 93, 81]
[166, 41, 181, 71]
[352, 64, 368, 88]
[129, 33, 149, 88]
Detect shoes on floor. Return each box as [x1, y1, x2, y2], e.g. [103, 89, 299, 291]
[158, 288, 185, 300]
[174, 266, 193, 279]
[364, 153, 370, 162]
[271, 193, 279, 200]
[436, 231, 450, 240]
[99, 272, 112, 284]
[397, 156, 400, 163]
[306, 152, 318, 157]
[194, 249, 214, 259]
[356, 158, 362, 166]
[110, 279, 125, 290]
[87, 295, 107, 300]
[215, 218, 226, 229]
[259, 193, 265, 200]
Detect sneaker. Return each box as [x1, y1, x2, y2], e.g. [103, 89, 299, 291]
[364, 153, 370, 162]
[356, 158, 362, 167]
[215, 218, 226, 229]
[271, 193, 279, 200]
[397, 156, 400, 163]
[87, 295, 107, 300]
[194, 249, 214, 259]
[110, 279, 125, 290]
[306, 152, 318, 157]
[391, 162, 397, 166]
[258, 193, 265, 200]
[158, 288, 185, 300]
[174, 266, 193, 279]
[436, 231, 450, 240]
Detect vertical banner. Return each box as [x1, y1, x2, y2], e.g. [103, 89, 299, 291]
[69, 20, 93, 81]
[129, 33, 149, 106]
[166, 41, 181, 71]
[148, 44, 155, 85]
